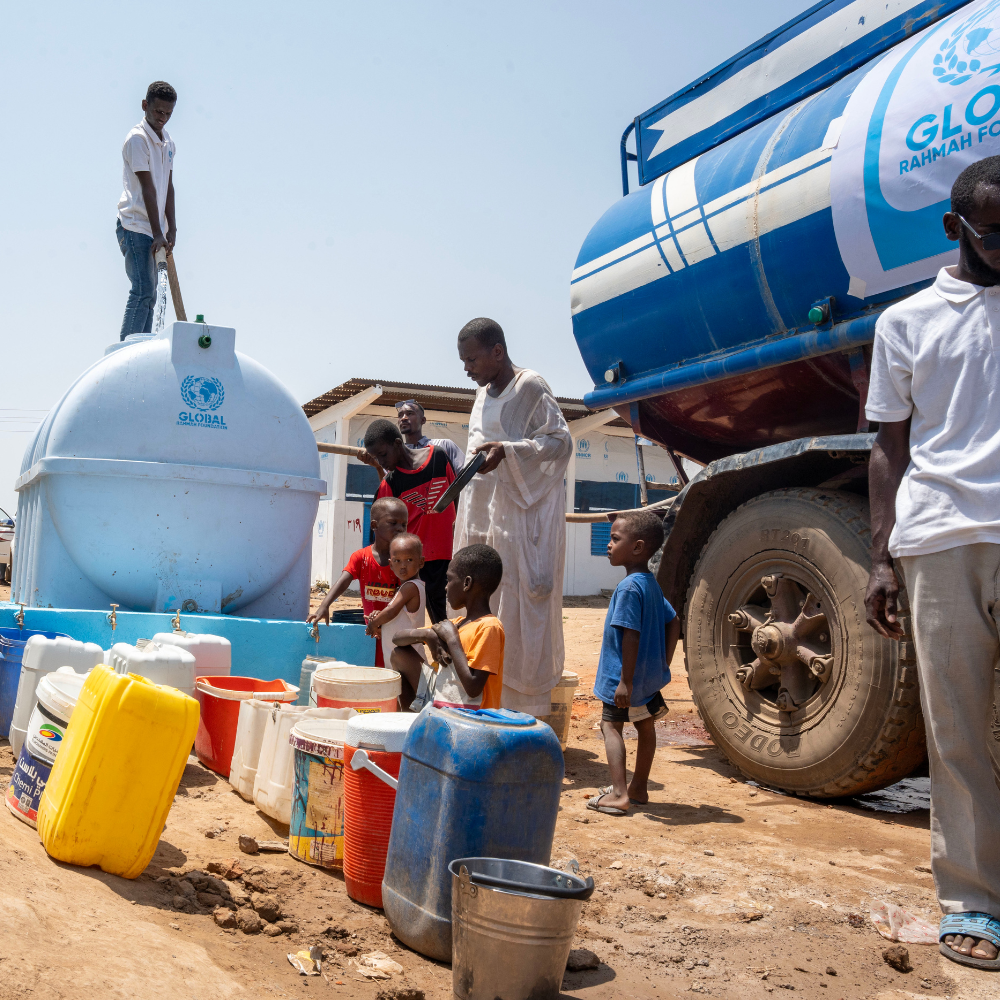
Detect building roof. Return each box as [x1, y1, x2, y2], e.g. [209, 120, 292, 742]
[302, 377, 630, 427]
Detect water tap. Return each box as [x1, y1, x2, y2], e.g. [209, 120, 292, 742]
[310, 620, 320, 643]
[171, 609, 182, 633]
[108, 603, 118, 631]
[15, 603, 25, 630]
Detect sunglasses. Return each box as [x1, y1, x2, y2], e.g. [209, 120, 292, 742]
[957, 214, 1000, 251]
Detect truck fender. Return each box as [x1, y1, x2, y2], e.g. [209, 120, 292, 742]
[657, 432, 874, 613]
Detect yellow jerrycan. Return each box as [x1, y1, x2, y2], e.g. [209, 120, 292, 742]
[37, 665, 199, 878]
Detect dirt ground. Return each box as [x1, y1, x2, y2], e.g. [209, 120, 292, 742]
[0, 589, 990, 999]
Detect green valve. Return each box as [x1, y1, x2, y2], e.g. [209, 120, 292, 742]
[195, 313, 205, 323]
[198, 334, 212, 349]
[808, 305, 826, 324]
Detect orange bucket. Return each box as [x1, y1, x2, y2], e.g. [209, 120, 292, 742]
[195, 676, 298, 775]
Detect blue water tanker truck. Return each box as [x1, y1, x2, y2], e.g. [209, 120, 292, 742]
[572, 0, 1000, 796]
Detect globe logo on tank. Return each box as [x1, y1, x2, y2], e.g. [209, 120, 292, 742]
[177, 376, 228, 430]
[932, 7, 1000, 85]
[180, 376, 225, 411]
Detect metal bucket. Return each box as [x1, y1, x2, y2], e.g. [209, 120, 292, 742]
[449, 857, 594, 1000]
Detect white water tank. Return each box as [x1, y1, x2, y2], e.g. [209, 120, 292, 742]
[12, 323, 325, 618]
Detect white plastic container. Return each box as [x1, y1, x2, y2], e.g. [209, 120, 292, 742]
[229, 699, 273, 801]
[152, 631, 232, 678]
[6, 667, 89, 827]
[11, 322, 325, 617]
[107, 641, 198, 697]
[9, 636, 104, 756]
[253, 705, 356, 824]
[300, 656, 348, 707]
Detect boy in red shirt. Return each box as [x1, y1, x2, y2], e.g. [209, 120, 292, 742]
[363, 418, 457, 624]
[307, 496, 407, 666]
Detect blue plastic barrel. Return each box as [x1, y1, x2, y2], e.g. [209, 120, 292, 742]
[0, 628, 70, 739]
[381, 706, 564, 961]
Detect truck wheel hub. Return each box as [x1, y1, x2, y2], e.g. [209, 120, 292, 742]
[729, 573, 833, 713]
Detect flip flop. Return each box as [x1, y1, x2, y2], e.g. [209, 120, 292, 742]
[587, 789, 627, 816]
[597, 782, 649, 807]
[940, 912, 1000, 971]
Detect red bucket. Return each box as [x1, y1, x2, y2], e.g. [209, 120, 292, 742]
[195, 676, 298, 776]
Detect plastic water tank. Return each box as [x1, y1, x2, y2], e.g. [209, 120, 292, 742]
[11, 322, 325, 618]
[382, 707, 564, 960]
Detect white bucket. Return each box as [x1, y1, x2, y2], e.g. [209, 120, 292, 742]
[9, 637, 104, 756]
[108, 641, 198, 698]
[152, 631, 231, 678]
[6, 667, 88, 827]
[253, 705, 356, 825]
[312, 666, 401, 714]
[229, 699, 273, 801]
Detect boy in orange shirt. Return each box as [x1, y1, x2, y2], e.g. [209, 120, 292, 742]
[390, 544, 504, 710]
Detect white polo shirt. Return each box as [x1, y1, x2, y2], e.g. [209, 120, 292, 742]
[867, 266, 1000, 558]
[117, 118, 175, 238]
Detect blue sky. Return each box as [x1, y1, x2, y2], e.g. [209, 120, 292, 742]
[0, 0, 804, 515]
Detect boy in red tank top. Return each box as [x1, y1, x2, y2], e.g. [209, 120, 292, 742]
[307, 497, 408, 666]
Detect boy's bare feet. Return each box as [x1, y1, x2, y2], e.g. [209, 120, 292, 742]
[588, 786, 629, 815]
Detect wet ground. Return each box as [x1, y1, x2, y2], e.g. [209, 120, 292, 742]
[0, 594, 990, 999]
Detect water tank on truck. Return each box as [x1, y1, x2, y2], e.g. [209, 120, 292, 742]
[11, 323, 326, 619]
[571, 0, 999, 796]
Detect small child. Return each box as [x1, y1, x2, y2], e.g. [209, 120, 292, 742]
[390, 543, 504, 710]
[366, 533, 427, 667]
[307, 496, 408, 667]
[588, 510, 680, 816]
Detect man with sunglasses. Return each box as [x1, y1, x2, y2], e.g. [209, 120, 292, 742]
[865, 156, 1000, 972]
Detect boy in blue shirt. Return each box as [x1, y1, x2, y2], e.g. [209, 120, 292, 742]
[588, 510, 680, 816]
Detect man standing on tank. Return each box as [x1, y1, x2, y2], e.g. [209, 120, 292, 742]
[116, 81, 177, 341]
[865, 157, 1000, 971]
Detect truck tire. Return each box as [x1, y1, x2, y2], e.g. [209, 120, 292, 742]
[685, 487, 925, 798]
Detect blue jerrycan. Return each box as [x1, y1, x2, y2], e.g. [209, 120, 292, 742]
[382, 706, 564, 961]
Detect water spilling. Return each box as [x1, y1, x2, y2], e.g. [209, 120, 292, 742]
[152, 265, 169, 334]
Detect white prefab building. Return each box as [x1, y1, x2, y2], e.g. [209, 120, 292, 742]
[302, 379, 694, 597]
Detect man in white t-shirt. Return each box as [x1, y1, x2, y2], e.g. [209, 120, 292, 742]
[865, 157, 1000, 971]
[116, 81, 177, 341]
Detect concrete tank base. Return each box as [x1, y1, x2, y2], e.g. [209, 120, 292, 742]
[0, 604, 372, 688]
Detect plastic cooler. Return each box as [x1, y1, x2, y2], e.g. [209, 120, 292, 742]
[343, 712, 418, 907]
[194, 676, 298, 775]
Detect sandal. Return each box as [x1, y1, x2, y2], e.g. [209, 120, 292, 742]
[940, 912, 1000, 971]
[587, 787, 627, 816]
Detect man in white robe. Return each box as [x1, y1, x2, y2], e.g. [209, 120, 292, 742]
[453, 317, 572, 716]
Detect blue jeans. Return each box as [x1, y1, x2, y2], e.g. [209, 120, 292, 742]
[117, 220, 156, 340]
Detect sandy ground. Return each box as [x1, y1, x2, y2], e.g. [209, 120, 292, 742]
[0, 589, 990, 999]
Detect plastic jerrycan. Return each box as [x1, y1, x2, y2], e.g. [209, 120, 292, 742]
[381, 707, 564, 961]
[37, 665, 199, 879]
[9, 636, 104, 755]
